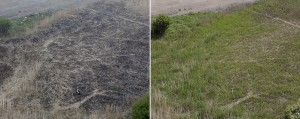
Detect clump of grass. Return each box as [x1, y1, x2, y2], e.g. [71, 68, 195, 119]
[9, 13, 52, 36]
[285, 103, 300, 119]
[132, 95, 149, 119]
[0, 17, 12, 36]
[151, 14, 171, 39]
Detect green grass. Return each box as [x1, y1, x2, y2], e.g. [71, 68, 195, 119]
[0, 17, 12, 36]
[132, 95, 149, 119]
[9, 12, 52, 36]
[151, 0, 300, 118]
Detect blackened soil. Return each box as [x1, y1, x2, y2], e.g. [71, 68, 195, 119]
[0, 1, 149, 112]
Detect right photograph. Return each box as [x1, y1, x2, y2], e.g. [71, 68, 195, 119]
[151, 0, 300, 118]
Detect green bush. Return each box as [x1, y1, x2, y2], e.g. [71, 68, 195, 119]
[132, 95, 149, 119]
[0, 17, 12, 36]
[285, 103, 300, 119]
[151, 14, 171, 38]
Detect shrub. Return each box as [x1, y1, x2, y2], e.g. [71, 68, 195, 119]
[285, 103, 300, 119]
[151, 14, 170, 38]
[132, 95, 149, 119]
[0, 17, 12, 36]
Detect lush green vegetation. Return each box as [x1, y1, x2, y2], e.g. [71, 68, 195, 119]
[132, 95, 149, 119]
[152, 0, 300, 118]
[0, 17, 12, 36]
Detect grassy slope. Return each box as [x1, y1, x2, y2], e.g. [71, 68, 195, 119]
[152, 0, 300, 118]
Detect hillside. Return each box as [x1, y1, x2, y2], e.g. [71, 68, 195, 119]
[0, 0, 149, 118]
[152, 0, 300, 118]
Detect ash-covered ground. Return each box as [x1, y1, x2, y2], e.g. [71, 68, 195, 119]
[0, 0, 149, 113]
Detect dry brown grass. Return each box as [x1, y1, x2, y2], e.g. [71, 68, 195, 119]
[0, 61, 126, 119]
[152, 90, 192, 119]
[0, 105, 125, 119]
[0, 62, 41, 102]
[24, 6, 84, 36]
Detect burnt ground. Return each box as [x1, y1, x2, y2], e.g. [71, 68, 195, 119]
[0, 0, 149, 114]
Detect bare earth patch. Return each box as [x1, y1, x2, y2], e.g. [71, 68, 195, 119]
[0, 0, 100, 18]
[152, 0, 256, 16]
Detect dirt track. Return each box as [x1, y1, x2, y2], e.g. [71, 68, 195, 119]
[152, 0, 256, 15]
[0, 0, 100, 18]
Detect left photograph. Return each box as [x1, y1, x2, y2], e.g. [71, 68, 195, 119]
[0, 0, 149, 118]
